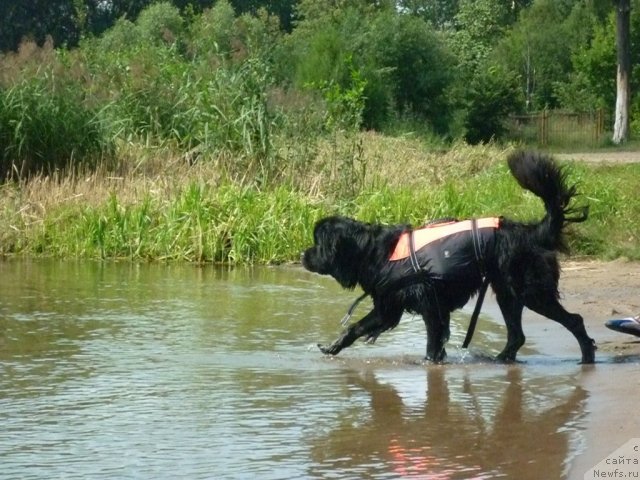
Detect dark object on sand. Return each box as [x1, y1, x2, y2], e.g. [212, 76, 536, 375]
[605, 316, 640, 337]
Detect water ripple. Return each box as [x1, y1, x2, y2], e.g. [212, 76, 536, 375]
[0, 261, 589, 479]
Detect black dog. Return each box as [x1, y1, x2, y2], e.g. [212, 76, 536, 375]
[302, 151, 596, 363]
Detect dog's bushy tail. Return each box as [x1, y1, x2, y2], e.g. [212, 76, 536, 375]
[507, 150, 588, 251]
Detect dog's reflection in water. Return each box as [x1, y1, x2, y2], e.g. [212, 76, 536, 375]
[308, 366, 587, 480]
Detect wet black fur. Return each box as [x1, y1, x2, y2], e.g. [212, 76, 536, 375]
[301, 151, 596, 363]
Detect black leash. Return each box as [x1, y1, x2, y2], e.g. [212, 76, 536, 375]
[462, 276, 490, 348]
[341, 291, 369, 326]
[462, 218, 489, 348]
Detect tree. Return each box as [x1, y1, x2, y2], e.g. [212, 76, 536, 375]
[288, 2, 455, 132]
[492, 0, 585, 111]
[560, 11, 616, 111]
[367, 11, 455, 132]
[613, 0, 631, 144]
[450, 0, 513, 75]
[0, 0, 160, 50]
[0, 0, 80, 51]
[464, 65, 523, 143]
[84, 0, 154, 36]
[398, 0, 532, 30]
[398, 0, 460, 29]
[229, 0, 298, 32]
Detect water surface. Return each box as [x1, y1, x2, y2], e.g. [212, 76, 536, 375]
[0, 260, 590, 479]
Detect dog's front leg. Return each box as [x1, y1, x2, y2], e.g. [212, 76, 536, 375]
[318, 309, 385, 355]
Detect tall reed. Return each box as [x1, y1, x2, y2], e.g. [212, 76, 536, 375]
[3, 150, 637, 263]
[0, 65, 113, 179]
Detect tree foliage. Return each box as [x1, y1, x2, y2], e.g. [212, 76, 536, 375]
[287, 1, 454, 131]
[0, 0, 81, 50]
[0, 0, 298, 51]
[367, 11, 455, 132]
[463, 65, 523, 144]
[0, 0, 638, 156]
[452, 0, 512, 72]
[492, 0, 586, 110]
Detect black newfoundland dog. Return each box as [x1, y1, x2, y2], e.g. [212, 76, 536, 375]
[302, 151, 596, 363]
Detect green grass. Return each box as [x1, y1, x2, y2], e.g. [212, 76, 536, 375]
[568, 162, 640, 259]
[10, 183, 325, 263]
[0, 74, 114, 179]
[2, 152, 638, 263]
[0, 114, 637, 264]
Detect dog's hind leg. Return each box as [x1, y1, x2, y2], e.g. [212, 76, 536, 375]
[318, 307, 402, 355]
[495, 291, 526, 362]
[525, 296, 596, 364]
[422, 308, 450, 363]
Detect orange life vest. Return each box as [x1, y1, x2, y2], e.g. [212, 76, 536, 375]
[387, 217, 500, 282]
[390, 218, 500, 261]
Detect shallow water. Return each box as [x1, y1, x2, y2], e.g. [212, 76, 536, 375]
[0, 260, 592, 479]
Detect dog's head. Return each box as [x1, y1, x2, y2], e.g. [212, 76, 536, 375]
[301, 216, 367, 289]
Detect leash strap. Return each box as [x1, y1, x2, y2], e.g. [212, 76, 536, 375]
[462, 276, 490, 348]
[340, 291, 369, 326]
[408, 229, 421, 273]
[470, 218, 486, 277]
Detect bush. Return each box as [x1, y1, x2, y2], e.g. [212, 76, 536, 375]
[366, 12, 455, 132]
[0, 72, 112, 179]
[188, 0, 236, 59]
[464, 65, 523, 144]
[287, 3, 455, 132]
[98, 18, 139, 53]
[136, 2, 184, 47]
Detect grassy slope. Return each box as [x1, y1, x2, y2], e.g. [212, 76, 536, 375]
[1, 136, 638, 263]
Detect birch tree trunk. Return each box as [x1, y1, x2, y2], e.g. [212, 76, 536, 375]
[613, 0, 631, 144]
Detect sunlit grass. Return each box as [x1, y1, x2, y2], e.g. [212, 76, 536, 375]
[1, 139, 638, 263]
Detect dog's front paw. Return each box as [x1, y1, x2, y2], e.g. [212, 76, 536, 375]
[318, 343, 340, 355]
[425, 348, 447, 364]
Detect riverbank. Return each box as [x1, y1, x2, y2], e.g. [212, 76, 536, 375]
[518, 259, 640, 479]
[559, 259, 640, 357]
[1, 140, 639, 262]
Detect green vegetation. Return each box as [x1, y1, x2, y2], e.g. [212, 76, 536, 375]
[0, 1, 639, 264]
[4, 1, 640, 180]
[1, 142, 639, 262]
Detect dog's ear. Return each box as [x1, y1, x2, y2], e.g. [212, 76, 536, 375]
[331, 235, 361, 289]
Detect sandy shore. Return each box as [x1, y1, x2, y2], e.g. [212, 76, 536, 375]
[552, 150, 640, 477]
[531, 260, 640, 479]
[560, 259, 640, 357]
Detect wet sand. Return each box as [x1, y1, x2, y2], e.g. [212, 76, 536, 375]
[514, 259, 640, 479]
[527, 151, 640, 478]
